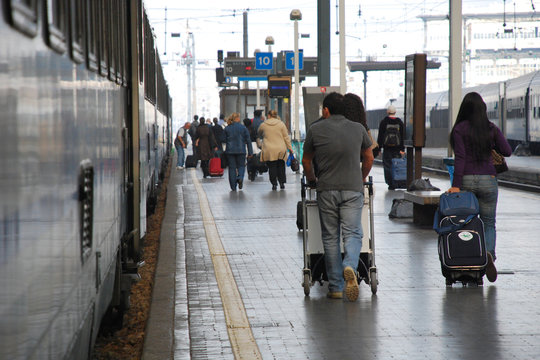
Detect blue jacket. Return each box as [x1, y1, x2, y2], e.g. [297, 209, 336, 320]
[224, 122, 253, 155]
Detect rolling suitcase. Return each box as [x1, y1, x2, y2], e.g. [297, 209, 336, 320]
[391, 157, 407, 189]
[434, 192, 487, 286]
[209, 157, 224, 177]
[185, 155, 198, 168]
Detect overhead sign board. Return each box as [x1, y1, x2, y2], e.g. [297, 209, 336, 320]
[255, 52, 273, 70]
[224, 58, 268, 76]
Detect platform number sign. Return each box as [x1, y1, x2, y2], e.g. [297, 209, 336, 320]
[255, 52, 273, 70]
[285, 51, 303, 70]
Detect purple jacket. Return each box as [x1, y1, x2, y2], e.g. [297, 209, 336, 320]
[452, 121, 512, 188]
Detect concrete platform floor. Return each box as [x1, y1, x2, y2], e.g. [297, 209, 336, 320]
[143, 162, 540, 360]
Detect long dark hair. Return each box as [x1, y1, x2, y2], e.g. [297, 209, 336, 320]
[344, 93, 369, 131]
[450, 92, 492, 162]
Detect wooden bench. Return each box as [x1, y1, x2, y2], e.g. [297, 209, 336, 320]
[403, 190, 444, 225]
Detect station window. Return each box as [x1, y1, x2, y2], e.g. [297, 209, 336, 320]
[45, 0, 67, 54]
[84, 0, 98, 71]
[6, 0, 38, 37]
[68, 0, 84, 63]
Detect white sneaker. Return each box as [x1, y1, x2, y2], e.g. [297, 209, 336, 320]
[176, 166, 180, 170]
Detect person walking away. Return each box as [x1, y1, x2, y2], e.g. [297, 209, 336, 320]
[302, 92, 374, 302]
[252, 109, 264, 135]
[344, 93, 380, 158]
[174, 122, 191, 169]
[224, 113, 253, 191]
[188, 114, 199, 158]
[377, 105, 405, 190]
[447, 92, 512, 283]
[218, 113, 227, 128]
[212, 117, 226, 152]
[194, 118, 218, 178]
[258, 110, 293, 190]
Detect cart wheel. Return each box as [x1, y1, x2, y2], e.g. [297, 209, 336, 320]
[445, 278, 453, 287]
[370, 269, 378, 294]
[303, 273, 311, 296]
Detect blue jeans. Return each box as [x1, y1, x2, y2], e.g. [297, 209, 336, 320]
[461, 175, 498, 258]
[317, 190, 364, 292]
[227, 154, 246, 190]
[176, 145, 185, 167]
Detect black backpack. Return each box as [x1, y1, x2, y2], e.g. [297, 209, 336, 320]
[383, 124, 401, 147]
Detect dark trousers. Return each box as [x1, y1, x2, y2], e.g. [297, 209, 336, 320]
[382, 149, 400, 186]
[266, 160, 286, 186]
[201, 160, 209, 177]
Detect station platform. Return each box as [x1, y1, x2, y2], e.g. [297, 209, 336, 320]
[142, 154, 540, 360]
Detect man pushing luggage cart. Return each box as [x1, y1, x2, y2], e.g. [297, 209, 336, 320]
[301, 92, 375, 301]
[300, 176, 378, 296]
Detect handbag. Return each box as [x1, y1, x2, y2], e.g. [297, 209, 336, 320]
[287, 152, 299, 172]
[491, 149, 508, 174]
[438, 191, 479, 217]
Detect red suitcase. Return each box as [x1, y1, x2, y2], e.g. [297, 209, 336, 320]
[209, 157, 224, 177]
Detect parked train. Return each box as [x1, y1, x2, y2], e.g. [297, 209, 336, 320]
[0, 1, 172, 359]
[366, 70, 540, 155]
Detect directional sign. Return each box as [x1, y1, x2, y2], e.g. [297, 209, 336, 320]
[285, 51, 304, 70]
[255, 52, 273, 70]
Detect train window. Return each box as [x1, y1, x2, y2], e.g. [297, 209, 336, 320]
[116, 0, 127, 85]
[97, 0, 108, 77]
[44, 0, 67, 54]
[107, 0, 117, 82]
[6, 0, 38, 37]
[84, 0, 98, 71]
[68, 0, 84, 63]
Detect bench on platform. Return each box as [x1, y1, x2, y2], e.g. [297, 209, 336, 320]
[403, 190, 444, 225]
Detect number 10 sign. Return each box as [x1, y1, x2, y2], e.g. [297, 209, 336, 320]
[255, 52, 273, 70]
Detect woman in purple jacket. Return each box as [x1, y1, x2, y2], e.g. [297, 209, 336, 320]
[447, 92, 512, 283]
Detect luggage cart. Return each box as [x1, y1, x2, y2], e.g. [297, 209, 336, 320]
[301, 176, 378, 296]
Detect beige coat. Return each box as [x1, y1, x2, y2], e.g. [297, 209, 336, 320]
[258, 118, 292, 162]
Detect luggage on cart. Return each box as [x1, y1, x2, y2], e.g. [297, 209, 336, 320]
[434, 191, 487, 286]
[300, 176, 378, 296]
[391, 157, 407, 189]
[209, 156, 224, 177]
[185, 155, 198, 168]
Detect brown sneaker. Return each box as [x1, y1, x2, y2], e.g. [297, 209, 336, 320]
[486, 252, 498, 282]
[326, 291, 343, 299]
[344, 266, 359, 301]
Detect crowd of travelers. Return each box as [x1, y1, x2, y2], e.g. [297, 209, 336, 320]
[174, 90, 511, 299]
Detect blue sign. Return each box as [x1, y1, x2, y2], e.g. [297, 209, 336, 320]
[255, 52, 273, 70]
[238, 76, 267, 81]
[285, 51, 304, 71]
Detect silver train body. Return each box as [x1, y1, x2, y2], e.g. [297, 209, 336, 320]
[0, 1, 171, 359]
[367, 71, 540, 154]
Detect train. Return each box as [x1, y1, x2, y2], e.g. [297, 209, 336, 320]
[366, 70, 540, 155]
[0, 1, 172, 359]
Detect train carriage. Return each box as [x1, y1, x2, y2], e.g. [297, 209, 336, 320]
[0, 1, 171, 359]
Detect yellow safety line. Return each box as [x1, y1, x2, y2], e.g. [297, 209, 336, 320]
[190, 170, 262, 360]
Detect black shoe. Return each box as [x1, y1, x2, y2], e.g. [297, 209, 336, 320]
[238, 179, 243, 189]
[388, 186, 395, 190]
[280, 183, 285, 190]
[486, 253, 498, 282]
[272, 185, 277, 191]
